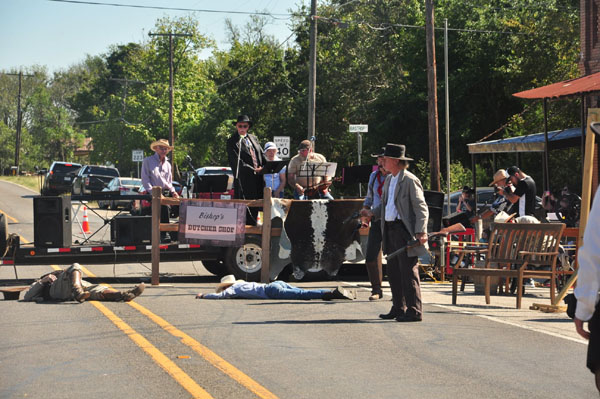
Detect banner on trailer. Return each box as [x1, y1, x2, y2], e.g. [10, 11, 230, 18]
[179, 200, 246, 246]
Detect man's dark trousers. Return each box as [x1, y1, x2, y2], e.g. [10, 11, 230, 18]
[385, 221, 422, 318]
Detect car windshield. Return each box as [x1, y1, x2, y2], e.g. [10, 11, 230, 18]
[88, 167, 119, 176]
[52, 164, 80, 174]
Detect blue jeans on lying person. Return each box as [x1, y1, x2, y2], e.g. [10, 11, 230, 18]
[264, 281, 328, 300]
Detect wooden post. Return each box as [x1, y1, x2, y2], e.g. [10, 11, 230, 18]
[260, 187, 272, 283]
[151, 186, 162, 286]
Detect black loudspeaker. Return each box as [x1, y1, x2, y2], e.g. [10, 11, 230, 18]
[112, 215, 151, 245]
[34, 196, 72, 247]
[442, 211, 471, 228]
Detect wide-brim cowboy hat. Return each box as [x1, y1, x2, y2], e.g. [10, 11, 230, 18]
[489, 169, 508, 186]
[150, 139, 173, 151]
[232, 114, 252, 127]
[370, 146, 386, 158]
[383, 143, 413, 161]
[215, 274, 245, 293]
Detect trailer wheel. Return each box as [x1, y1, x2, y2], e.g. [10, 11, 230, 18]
[0, 213, 7, 256]
[201, 260, 226, 277]
[224, 236, 262, 282]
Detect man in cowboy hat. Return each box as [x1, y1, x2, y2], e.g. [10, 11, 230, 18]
[361, 147, 388, 300]
[287, 139, 334, 200]
[196, 275, 354, 300]
[226, 115, 266, 224]
[141, 138, 179, 241]
[360, 143, 429, 322]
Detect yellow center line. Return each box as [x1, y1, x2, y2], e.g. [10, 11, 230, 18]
[68, 267, 212, 398]
[128, 300, 279, 399]
[91, 300, 213, 399]
[0, 209, 18, 223]
[75, 266, 276, 398]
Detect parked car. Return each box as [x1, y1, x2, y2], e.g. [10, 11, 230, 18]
[98, 177, 143, 210]
[183, 166, 234, 199]
[41, 161, 82, 195]
[443, 187, 496, 216]
[71, 165, 120, 195]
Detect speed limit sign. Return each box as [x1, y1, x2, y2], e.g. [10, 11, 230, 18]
[273, 136, 290, 159]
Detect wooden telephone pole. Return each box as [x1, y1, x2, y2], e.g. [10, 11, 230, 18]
[6, 71, 34, 174]
[425, 0, 441, 191]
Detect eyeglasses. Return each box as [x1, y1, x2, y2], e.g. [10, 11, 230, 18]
[237, 124, 249, 128]
[157, 146, 169, 151]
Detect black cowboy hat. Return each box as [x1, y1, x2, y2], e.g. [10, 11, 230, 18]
[232, 115, 252, 127]
[370, 146, 386, 158]
[383, 143, 413, 161]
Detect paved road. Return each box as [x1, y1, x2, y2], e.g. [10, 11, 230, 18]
[0, 180, 596, 398]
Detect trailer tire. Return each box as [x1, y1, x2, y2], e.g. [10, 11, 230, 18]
[224, 235, 262, 282]
[201, 260, 226, 277]
[0, 213, 7, 256]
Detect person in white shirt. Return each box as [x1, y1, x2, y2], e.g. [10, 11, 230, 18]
[574, 188, 600, 393]
[262, 141, 287, 198]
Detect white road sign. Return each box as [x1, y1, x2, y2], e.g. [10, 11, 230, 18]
[349, 124, 368, 133]
[273, 136, 290, 159]
[132, 149, 144, 162]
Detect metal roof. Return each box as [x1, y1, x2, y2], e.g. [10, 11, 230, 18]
[467, 127, 582, 154]
[513, 72, 600, 99]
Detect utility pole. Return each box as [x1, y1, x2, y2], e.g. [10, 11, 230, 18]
[444, 19, 451, 214]
[5, 71, 34, 174]
[425, 0, 441, 191]
[307, 0, 318, 144]
[148, 31, 192, 165]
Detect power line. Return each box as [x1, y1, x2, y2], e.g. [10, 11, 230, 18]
[316, 15, 546, 36]
[47, 0, 300, 17]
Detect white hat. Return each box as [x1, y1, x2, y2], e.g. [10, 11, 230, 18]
[215, 275, 244, 293]
[263, 141, 277, 153]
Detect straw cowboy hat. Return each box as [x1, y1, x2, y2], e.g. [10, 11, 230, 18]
[489, 169, 508, 186]
[215, 275, 245, 293]
[383, 143, 413, 161]
[150, 139, 173, 152]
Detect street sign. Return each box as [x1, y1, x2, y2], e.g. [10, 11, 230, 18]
[273, 136, 290, 159]
[349, 124, 368, 133]
[132, 149, 144, 162]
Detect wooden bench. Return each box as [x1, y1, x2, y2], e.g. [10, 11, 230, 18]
[451, 222, 565, 309]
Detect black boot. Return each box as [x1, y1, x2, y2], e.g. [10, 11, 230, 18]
[379, 306, 401, 320]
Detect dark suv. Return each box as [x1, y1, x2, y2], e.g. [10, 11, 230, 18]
[71, 165, 120, 195]
[42, 161, 82, 195]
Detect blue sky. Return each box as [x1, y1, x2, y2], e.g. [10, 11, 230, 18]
[0, 0, 305, 74]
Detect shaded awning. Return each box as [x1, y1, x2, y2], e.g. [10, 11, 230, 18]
[467, 127, 581, 154]
[513, 72, 600, 99]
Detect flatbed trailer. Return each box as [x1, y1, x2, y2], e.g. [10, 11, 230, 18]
[0, 189, 370, 285]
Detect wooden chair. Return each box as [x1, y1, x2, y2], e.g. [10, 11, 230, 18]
[451, 222, 565, 309]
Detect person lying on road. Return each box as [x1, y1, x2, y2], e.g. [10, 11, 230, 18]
[24, 263, 145, 303]
[196, 275, 353, 301]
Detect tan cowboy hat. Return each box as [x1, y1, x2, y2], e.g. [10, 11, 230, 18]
[489, 169, 508, 186]
[150, 139, 173, 152]
[215, 275, 245, 293]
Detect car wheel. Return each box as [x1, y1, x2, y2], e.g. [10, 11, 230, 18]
[0, 213, 7, 256]
[224, 235, 262, 282]
[201, 260, 226, 277]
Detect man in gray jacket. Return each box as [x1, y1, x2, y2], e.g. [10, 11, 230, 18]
[361, 143, 429, 322]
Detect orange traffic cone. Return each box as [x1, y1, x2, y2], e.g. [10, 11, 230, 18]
[82, 206, 91, 233]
